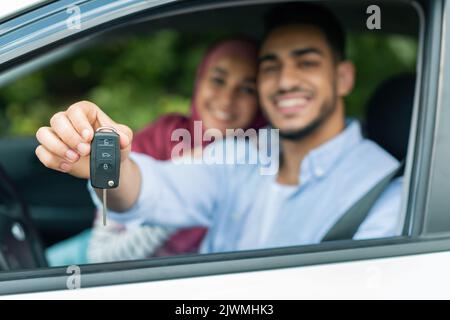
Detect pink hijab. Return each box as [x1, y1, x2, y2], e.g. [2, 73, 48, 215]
[131, 37, 267, 257]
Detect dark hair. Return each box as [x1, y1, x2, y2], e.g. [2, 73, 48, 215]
[264, 2, 346, 61]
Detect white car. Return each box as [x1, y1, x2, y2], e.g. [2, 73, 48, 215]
[0, 0, 449, 299]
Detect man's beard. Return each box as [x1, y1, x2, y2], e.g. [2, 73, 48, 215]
[270, 92, 338, 141]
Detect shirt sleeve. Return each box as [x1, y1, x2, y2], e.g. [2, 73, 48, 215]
[87, 148, 226, 229]
[353, 177, 404, 240]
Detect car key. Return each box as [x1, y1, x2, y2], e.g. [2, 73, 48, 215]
[90, 127, 121, 226]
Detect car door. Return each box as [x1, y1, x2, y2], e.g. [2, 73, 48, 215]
[0, 137, 95, 247]
[0, 0, 449, 299]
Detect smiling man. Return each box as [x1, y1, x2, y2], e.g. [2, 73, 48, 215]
[35, 3, 404, 252]
[258, 4, 357, 186]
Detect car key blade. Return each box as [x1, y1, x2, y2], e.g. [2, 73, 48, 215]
[103, 188, 107, 226]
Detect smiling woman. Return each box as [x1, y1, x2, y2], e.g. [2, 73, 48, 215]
[79, 37, 268, 265]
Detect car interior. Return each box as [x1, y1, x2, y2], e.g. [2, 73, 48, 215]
[0, 1, 421, 271]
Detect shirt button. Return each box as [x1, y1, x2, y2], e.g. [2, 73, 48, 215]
[315, 167, 325, 177]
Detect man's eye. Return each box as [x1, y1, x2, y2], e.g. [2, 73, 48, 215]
[239, 86, 256, 95]
[298, 60, 320, 68]
[260, 64, 279, 74]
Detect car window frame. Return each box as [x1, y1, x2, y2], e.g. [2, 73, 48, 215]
[421, 0, 450, 236]
[0, 0, 444, 295]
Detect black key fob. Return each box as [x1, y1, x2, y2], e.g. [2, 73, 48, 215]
[90, 127, 120, 189]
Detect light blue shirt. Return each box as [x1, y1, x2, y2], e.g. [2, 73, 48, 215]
[89, 120, 403, 254]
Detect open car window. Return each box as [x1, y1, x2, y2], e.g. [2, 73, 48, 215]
[0, 0, 429, 294]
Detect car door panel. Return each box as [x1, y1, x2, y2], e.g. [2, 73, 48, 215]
[0, 137, 95, 246]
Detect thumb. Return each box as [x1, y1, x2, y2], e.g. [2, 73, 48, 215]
[95, 109, 133, 150]
[115, 123, 133, 150]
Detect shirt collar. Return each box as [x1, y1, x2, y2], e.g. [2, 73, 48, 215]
[300, 119, 363, 184]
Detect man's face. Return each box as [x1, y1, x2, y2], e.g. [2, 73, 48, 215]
[258, 25, 353, 137]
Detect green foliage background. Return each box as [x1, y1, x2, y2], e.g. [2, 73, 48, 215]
[0, 30, 417, 137]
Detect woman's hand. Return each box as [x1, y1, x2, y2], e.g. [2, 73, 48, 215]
[35, 101, 133, 179]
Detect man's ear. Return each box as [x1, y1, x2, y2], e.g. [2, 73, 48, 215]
[336, 60, 355, 97]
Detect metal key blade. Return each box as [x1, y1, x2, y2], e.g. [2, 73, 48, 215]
[102, 188, 107, 226]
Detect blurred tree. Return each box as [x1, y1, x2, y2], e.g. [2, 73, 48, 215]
[0, 29, 417, 137]
[346, 33, 417, 117]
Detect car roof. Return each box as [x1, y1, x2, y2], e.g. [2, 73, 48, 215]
[0, 0, 47, 21]
[0, 0, 422, 69]
[122, 1, 421, 37]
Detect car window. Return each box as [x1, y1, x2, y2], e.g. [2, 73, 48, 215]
[0, 0, 426, 293]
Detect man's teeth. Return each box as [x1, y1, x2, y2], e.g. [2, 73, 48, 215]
[213, 110, 232, 121]
[277, 98, 308, 108]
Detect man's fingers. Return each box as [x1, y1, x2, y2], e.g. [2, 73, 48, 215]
[36, 127, 79, 163]
[67, 102, 97, 142]
[35, 145, 73, 173]
[36, 101, 130, 179]
[47, 101, 131, 160]
[50, 112, 89, 156]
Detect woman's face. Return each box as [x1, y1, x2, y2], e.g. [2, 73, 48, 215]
[195, 54, 259, 134]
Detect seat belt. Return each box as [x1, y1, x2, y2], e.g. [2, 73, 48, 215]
[321, 162, 404, 242]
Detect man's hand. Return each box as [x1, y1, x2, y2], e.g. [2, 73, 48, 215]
[35, 101, 133, 179]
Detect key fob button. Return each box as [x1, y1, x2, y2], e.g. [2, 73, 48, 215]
[99, 162, 111, 171]
[99, 150, 113, 159]
[100, 138, 112, 146]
